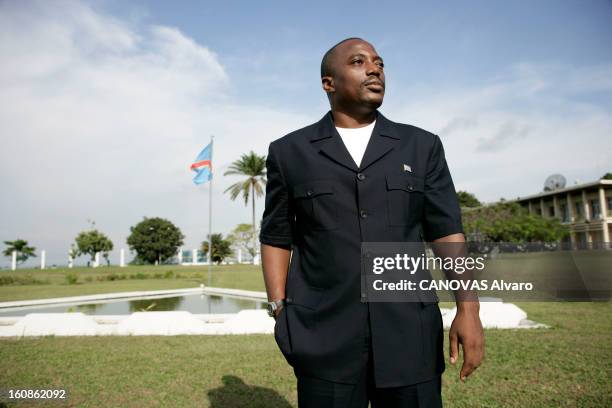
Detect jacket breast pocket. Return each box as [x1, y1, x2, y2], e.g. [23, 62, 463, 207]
[385, 172, 425, 226]
[293, 180, 338, 231]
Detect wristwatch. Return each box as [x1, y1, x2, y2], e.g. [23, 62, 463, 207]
[266, 299, 285, 319]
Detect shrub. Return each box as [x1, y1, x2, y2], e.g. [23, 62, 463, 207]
[0, 274, 48, 286]
[0, 276, 15, 286]
[65, 273, 79, 285]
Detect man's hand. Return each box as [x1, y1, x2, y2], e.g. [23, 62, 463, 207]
[432, 233, 484, 381]
[449, 302, 484, 382]
[273, 305, 284, 320]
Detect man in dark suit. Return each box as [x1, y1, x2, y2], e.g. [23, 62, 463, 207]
[260, 37, 484, 407]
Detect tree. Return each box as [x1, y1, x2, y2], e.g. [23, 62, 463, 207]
[69, 244, 78, 259]
[74, 230, 114, 266]
[457, 191, 481, 208]
[127, 217, 184, 265]
[223, 151, 266, 263]
[462, 201, 569, 243]
[227, 223, 257, 259]
[601, 172, 612, 180]
[201, 233, 233, 264]
[2, 239, 36, 266]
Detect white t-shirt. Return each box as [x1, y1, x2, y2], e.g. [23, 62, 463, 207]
[335, 120, 376, 168]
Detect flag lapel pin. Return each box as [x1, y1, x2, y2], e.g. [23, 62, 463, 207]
[403, 164, 412, 172]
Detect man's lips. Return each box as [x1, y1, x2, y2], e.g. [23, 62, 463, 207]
[363, 80, 385, 91]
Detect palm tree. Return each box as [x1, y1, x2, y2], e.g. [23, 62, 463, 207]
[223, 151, 266, 263]
[3, 239, 37, 267]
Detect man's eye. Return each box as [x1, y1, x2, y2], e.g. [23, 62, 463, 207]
[352, 59, 363, 64]
[377, 62, 385, 68]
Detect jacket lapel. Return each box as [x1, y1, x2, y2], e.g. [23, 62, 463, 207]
[310, 110, 400, 172]
[359, 111, 400, 171]
[311, 111, 359, 172]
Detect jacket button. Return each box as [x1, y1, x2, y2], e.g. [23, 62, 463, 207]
[357, 173, 366, 181]
[360, 210, 368, 218]
[407, 185, 413, 191]
[307, 190, 313, 196]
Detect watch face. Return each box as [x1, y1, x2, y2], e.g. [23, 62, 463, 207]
[266, 303, 275, 316]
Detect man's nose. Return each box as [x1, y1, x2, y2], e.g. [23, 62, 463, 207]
[366, 62, 382, 77]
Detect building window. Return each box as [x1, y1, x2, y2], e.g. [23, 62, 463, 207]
[591, 200, 601, 219]
[548, 206, 555, 217]
[560, 204, 568, 222]
[575, 201, 582, 218]
[608, 196, 612, 211]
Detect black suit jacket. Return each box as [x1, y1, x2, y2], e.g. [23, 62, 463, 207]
[259, 110, 464, 387]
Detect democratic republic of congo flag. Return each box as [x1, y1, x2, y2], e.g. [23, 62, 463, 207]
[190, 142, 213, 185]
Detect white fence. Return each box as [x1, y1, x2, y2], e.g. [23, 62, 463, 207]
[9, 248, 260, 270]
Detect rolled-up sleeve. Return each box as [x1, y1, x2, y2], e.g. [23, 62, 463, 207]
[259, 142, 294, 248]
[422, 134, 464, 241]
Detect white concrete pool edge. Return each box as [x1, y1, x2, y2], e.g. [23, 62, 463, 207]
[0, 287, 548, 337]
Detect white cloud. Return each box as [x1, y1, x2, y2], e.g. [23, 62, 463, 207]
[385, 62, 612, 204]
[0, 1, 311, 266]
[476, 121, 532, 152]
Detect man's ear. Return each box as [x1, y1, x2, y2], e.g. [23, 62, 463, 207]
[322, 76, 335, 93]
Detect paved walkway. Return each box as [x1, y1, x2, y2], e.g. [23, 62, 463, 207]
[0, 287, 547, 337]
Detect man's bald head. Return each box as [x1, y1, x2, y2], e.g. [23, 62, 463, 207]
[320, 37, 366, 78]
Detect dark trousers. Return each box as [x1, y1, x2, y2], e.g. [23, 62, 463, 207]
[296, 312, 443, 408]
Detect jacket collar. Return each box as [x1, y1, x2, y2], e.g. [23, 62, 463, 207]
[310, 110, 401, 172]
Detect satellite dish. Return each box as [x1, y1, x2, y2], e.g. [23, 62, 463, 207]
[544, 174, 566, 191]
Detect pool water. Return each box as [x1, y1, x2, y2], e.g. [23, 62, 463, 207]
[0, 293, 265, 317]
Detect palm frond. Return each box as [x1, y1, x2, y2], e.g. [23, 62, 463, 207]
[241, 179, 251, 205]
[223, 151, 268, 207]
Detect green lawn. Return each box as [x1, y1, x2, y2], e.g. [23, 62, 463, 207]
[0, 265, 610, 407]
[0, 264, 265, 302]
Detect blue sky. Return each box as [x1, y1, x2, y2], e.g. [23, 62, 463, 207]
[1, 0, 611, 266]
[106, 0, 612, 109]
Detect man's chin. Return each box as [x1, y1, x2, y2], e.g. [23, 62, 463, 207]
[360, 91, 384, 106]
[364, 98, 384, 110]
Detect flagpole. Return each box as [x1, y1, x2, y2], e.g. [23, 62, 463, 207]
[208, 135, 214, 287]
